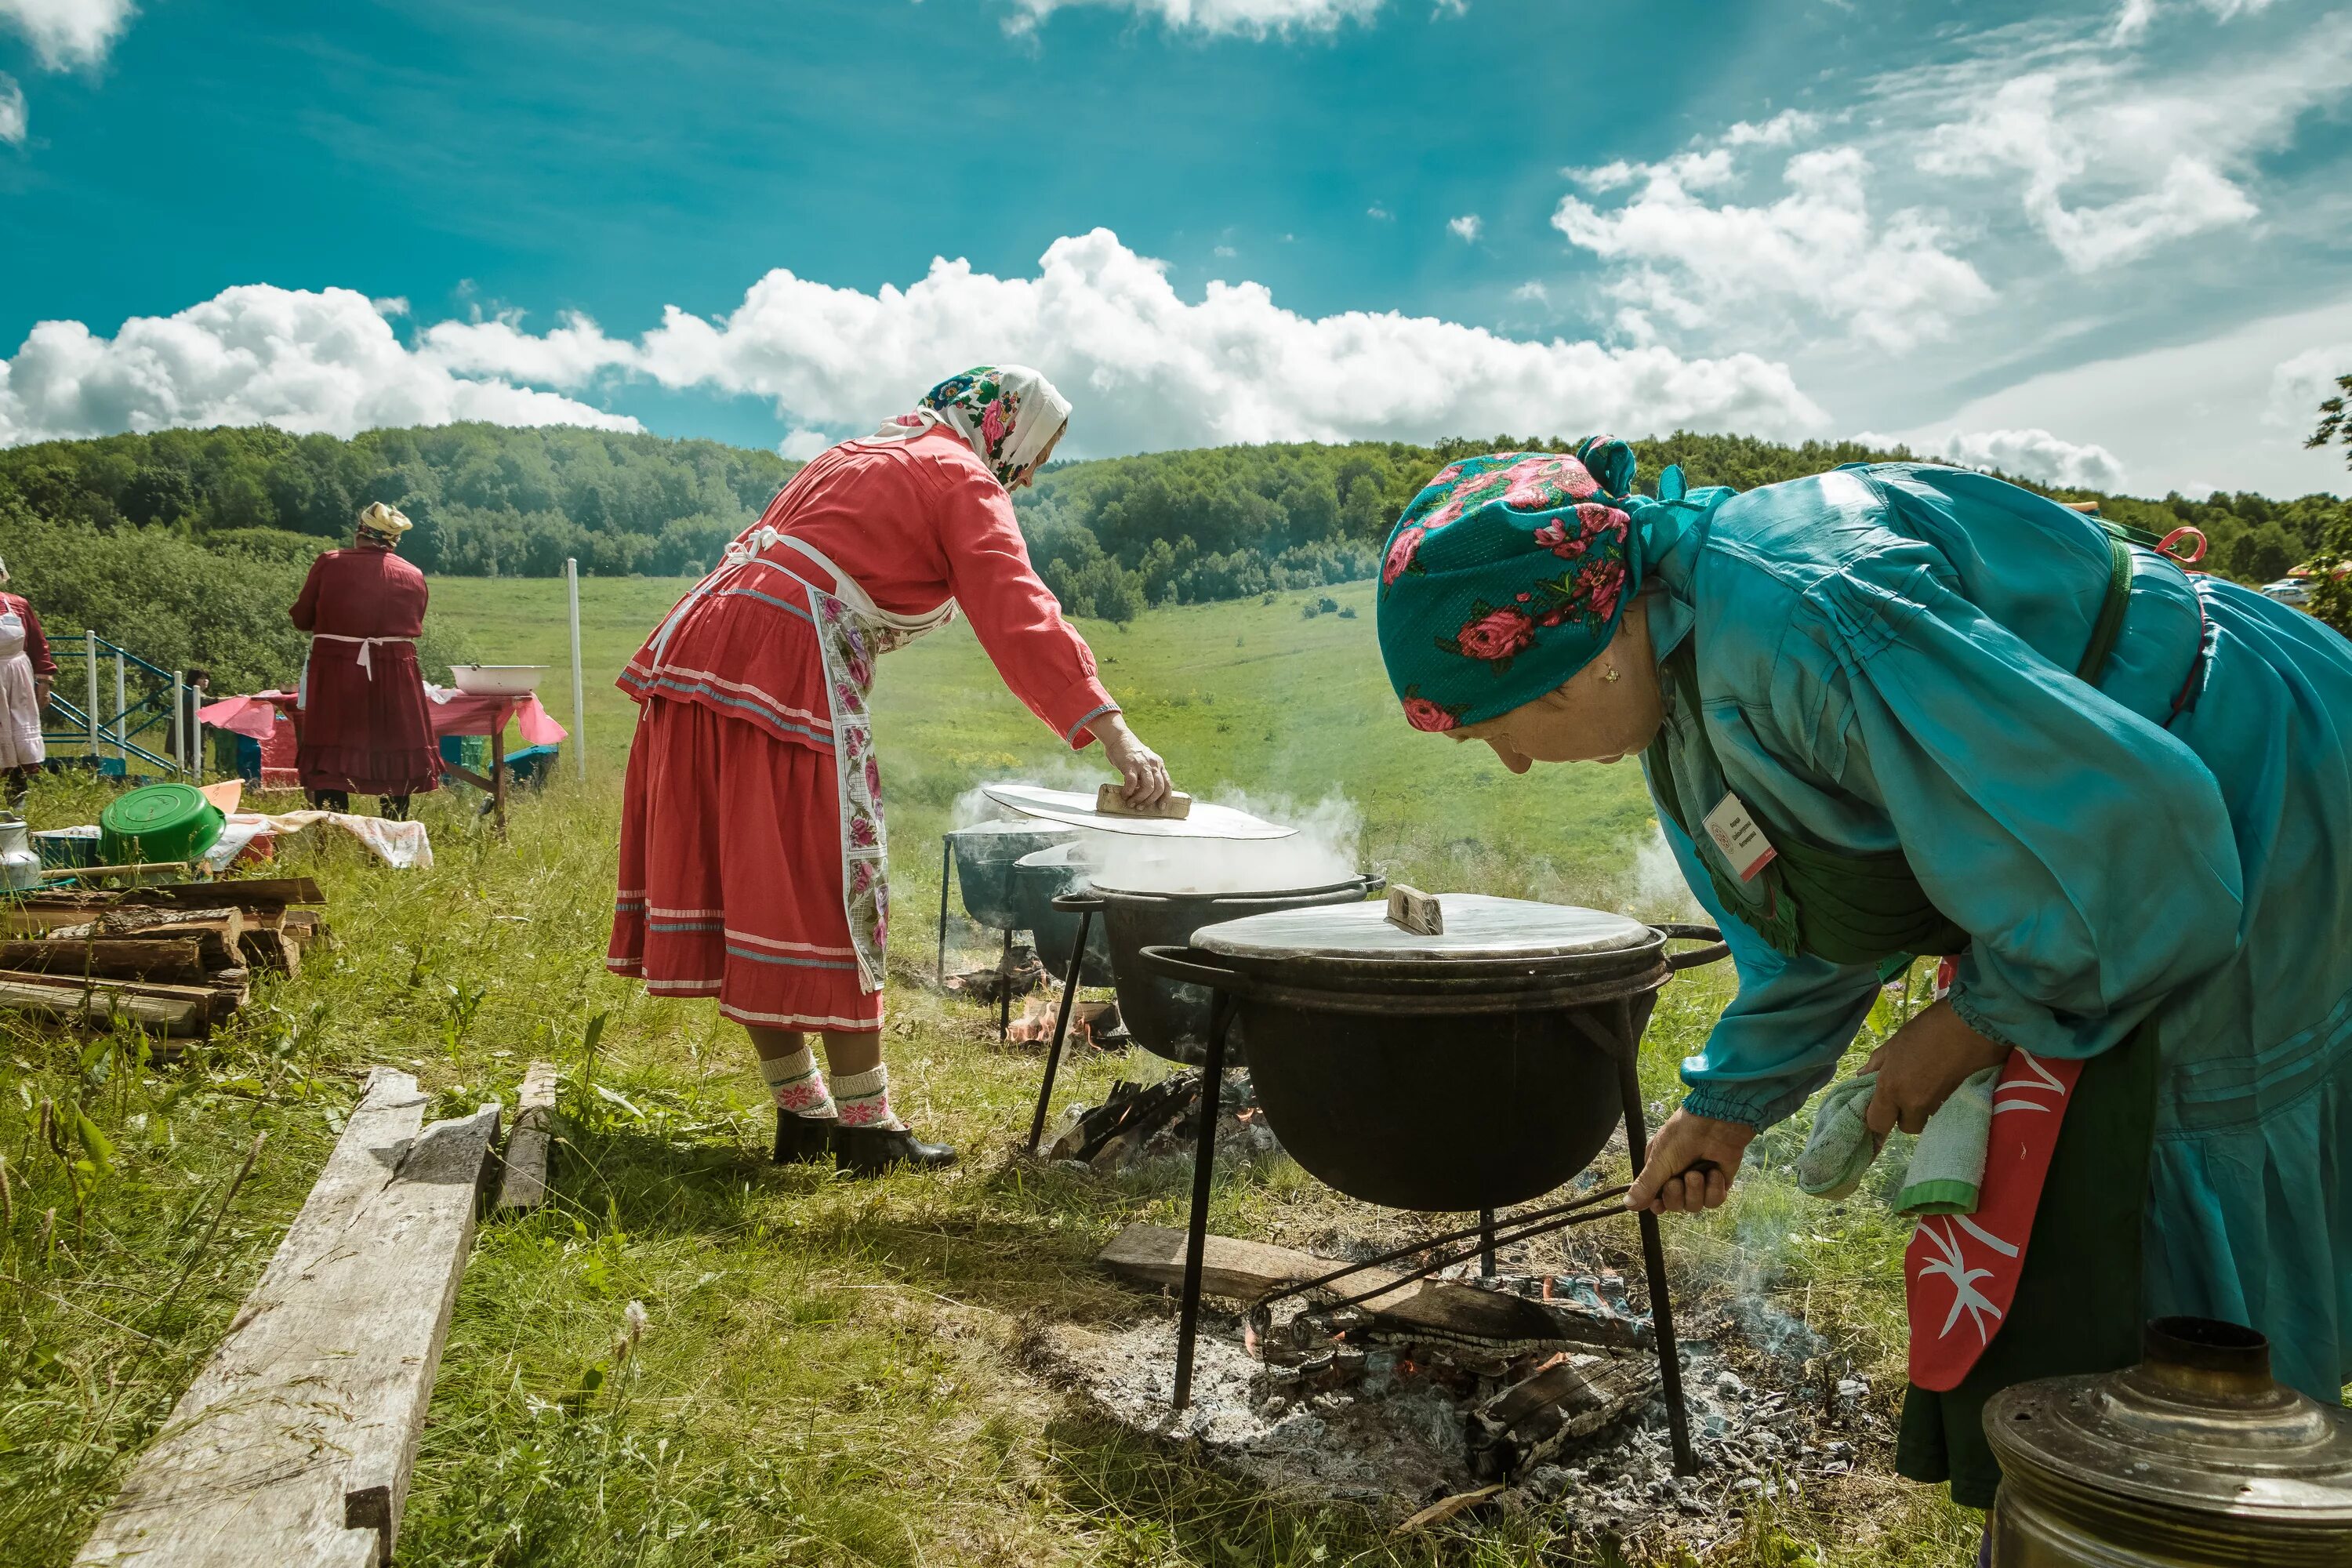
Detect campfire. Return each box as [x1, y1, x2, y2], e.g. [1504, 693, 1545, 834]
[1004, 989, 1120, 1048]
[1030, 1218, 1889, 1544]
[1038, 1069, 1279, 1174]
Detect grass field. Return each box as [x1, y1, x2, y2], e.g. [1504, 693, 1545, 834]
[0, 577, 1971, 1567]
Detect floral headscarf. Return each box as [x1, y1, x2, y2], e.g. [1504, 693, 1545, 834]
[869, 365, 1073, 489]
[1375, 438, 1646, 734]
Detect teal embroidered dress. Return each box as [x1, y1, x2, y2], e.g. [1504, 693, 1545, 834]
[1642, 461, 2352, 1406]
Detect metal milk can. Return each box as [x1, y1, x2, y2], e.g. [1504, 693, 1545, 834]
[0, 814, 41, 892]
[1985, 1316, 2352, 1566]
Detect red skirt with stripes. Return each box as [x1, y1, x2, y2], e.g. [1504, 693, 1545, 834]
[607, 695, 881, 1032]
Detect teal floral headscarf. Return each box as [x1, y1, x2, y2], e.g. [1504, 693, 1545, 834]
[1377, 437, 1646, 733]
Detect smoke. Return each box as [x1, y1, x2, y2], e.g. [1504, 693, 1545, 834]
[1617, 825, 1704, 922]
[1083, 790, 1363, 895]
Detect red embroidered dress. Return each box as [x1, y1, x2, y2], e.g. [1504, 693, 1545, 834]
[608, 427, 1117, 1032]
[289, 543, 439, 797]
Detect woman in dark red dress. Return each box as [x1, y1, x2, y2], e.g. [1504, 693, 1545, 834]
[290, 504, 439, 818]
[608, 366, 1170, 1174]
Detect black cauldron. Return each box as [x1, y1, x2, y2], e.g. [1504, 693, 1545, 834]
[1091, 873, 1385, 1065]
[947, 819, 1074, 932]
[1140, 896, 1726, 1211]
[1011, 844, 1116, 985]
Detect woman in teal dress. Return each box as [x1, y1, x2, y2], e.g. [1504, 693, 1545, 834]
[1374, 438, 2352, 1512]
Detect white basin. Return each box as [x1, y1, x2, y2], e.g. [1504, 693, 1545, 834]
[449, 664, 548, 696]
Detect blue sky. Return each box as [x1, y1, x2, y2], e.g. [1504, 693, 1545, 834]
[2, 0, 2347, 498]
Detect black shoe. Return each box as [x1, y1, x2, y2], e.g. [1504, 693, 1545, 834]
[830, 1123, 957, 1176]
[772, 1110, 840, 1163]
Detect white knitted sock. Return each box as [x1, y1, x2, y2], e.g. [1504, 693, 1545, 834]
[831, 1064, 903, 1131]
[759, 1045, 835, 1118]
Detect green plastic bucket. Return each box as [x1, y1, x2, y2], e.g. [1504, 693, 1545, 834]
[98, 783, 225, 867]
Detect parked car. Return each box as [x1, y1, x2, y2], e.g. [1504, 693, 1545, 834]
[2259, 579, 2313, 606]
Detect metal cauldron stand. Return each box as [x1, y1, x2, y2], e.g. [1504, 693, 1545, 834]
[1138, 925, 1730, 1478]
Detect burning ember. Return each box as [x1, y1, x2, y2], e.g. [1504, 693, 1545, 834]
[1004, 989, 1121, 1047]
[1030, 1225, 1891, 1548]
[1038, 1071, 1279, 1174]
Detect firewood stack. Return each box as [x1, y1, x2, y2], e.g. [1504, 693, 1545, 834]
[0, 877, 330, 1038]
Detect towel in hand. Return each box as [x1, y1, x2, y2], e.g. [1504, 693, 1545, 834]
[1795, 1066, 2001, 1215]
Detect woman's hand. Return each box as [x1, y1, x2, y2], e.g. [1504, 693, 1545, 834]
[33, 678, 51, 713]
[1628, 1109, 1758, 1214]
[1095, 713, 1171, 808]
[1862, 1000, 2009, 1138]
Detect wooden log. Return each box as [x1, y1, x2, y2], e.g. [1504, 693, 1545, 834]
[119, 875, 325, 909]
[0, 969, 247, 1028]
[494, 1061, 562, 1212]
[1465, 1353, 1659, 1479]
[0, 937, 209, 984]
[281, 909, 329, 949]
[240, 927, 301, 977]
[74, 1069, 499, 1568]
[44, 907, 247, 969]
[1098, 1224, 1629, 1349]
[0, 976, 205, 1034]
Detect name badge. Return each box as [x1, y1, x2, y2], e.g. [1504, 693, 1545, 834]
[1702, 793, 1777, 882]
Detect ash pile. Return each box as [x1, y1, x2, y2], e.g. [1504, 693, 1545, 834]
[1031, 1222, 1889, 1545]
[1036, 1070, 1280, 1175]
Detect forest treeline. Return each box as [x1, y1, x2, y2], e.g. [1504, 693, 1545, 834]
[2, 422, 2344, 641]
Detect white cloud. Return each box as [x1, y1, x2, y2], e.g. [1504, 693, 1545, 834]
[0, 286, 641, 447]
[1446, 213, 1482, 242]
[1213, 244, 1237, 258]
[1512, 281, 1549, 303]
[1909, 18, 2350, 271]
[1869, 426, 2129, 489]
[778, 429, 835, 461]
[0, 0, 137, 69]
[1003, 0, 1385, 35]
[2113, 0, 2277, 45]
[422, 229, 1828, 452]
[1367, 204, 1393, 220]
[2267, 343, 2352, 430]
[0, 74, 24, 145]
[1722, 110, 1822, 147]
[1553, 143, 1992, 351]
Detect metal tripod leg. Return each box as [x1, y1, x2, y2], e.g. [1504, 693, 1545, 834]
[1611, 998, 1697, 1476]
[1479, 1209, 1497, 1278]
[998, 927, 1013, 1040]
[1171, 990, 1236, 1412]
[1025, 907, 1094, 1156]
[936, 836, 952, 985]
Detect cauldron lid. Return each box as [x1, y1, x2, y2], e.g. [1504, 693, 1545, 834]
[982, 782, 1298, 840]
[1195, 895, 1652, 967]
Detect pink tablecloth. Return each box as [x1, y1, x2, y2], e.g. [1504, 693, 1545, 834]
[200, 688, 568, 746]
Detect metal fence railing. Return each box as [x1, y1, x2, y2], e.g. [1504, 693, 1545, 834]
[38, 632, 203, 781]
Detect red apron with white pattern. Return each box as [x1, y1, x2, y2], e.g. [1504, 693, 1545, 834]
[1905, 957, 2082, 1391]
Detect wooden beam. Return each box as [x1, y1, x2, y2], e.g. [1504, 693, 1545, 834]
[0, 976, 205, 1035]
[0, 969, 248, 1026]
[493, 1061, 561, 1212]
[120, 876, 325, 908]
[1098, 1224, 1639, 1350]
[0, 937, 209, 984]
[75, 1069, 499, 1568]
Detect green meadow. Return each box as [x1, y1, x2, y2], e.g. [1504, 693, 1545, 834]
[0, 577, 1965, 1568]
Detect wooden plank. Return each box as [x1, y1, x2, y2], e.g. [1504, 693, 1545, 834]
[75, 1069, 499, 1568]
[0, 977, 205, 1034]
[493, 1061, 562, 1212]
[1385, 884, 1444, 936]
[1098, 1224, 1602, 1348]
[0, 968, 247, 1022]
[120, 876, 325, 909]
[0, 937, 209, 984]
[44, 907, 247, 969]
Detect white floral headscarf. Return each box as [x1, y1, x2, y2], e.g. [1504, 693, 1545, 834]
[869, 365, 1071, 488]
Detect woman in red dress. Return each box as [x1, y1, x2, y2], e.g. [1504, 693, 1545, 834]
[608, 367, 1170, 1174]
[289, 504, 440, 818]
[0, 554, 56, 808]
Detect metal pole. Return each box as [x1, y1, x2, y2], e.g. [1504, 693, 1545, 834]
[1479, 1209, 1497, 1279]
[1172, 990, 1236, 1411]
[1613, 999, 1697, 1475]
[171, 670, 185, 774]
[565, 557, 586, 783]
[936, 835, 953, 985]
[1027, 906, 1095, 1155]
[113, 649, 125, 756]
[85, 633, 99, 760]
